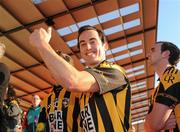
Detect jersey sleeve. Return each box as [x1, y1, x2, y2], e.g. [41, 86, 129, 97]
[156, 67, 180, 108]
[85, 62, 127, 94]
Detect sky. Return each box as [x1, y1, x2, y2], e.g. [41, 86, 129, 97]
[157, 0, 180, 67]
[158, 0, 180, 45]
[154, 0, 180, 87]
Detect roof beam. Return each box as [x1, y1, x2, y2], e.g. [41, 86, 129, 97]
[109, 26, 156, 44]
[132, 104, 149, 111]
[132, 109, 148, 116]
[132, 97, 151, 104]
[0, 0, 106, 36]
[17, 86, 52, 98]
[132, 87, 154, 95]
[11, 57, 150, 74]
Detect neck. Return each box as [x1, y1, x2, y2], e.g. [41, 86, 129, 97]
[86, 60, 105, 68]
[33, 105, 39, 108]
[154, 60, 171, 79]
[88, 62, 100, 68]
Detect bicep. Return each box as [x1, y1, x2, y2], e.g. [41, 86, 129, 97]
[73, 71, 99, 92]
[73, 67, 127, 93]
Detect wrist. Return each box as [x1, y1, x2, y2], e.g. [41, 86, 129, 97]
[35, 40, 50, 49]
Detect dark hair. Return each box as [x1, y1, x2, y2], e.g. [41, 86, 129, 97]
[77, 25, 107, 49]
[7, 84, 16, 101]
[157, 41, 180, 65]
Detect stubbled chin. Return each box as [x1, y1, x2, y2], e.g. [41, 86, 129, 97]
[85, 54, 97, 59]
[84, 57, 98, 63]
[86, 60, 100, 67]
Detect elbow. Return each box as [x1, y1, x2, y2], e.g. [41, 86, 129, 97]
[55, 75, 81, 92]
[65, 78, 82, 92]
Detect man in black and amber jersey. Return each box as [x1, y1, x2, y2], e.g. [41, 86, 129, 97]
[144, 41, 180, 131]
[37, 52, 82, 132]
[77, 26, 132, 132]
[37, 85, 82, 132]
[29, 25, 132, 132]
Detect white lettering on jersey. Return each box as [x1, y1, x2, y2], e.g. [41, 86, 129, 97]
[48, 110, 63, 132]
[80, 104, 96, 132]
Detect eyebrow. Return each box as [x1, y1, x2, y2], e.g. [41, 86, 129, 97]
[79, 40, 85, 44]
[79, 37, 97, 44]
[89, 38, 96, 41]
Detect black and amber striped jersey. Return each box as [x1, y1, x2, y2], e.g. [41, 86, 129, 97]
[79, 61, 132, 132]
[37, 85, 82, 132]
[150, 66, 180, 131]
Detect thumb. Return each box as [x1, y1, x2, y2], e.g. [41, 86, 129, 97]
[47, 27, 52, 35]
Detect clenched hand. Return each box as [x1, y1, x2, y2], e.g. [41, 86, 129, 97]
[29, 27, 52, 48]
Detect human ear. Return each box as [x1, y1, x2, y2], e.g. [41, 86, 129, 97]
[162, 50, 170, 58]
[103, 42, 109, 51]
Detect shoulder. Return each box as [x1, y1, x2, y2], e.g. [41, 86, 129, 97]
[163, 66, 179, 77]
[99, 61, 126, 74]
[161, 66, 180, 90]
[27, 106, 34, 113]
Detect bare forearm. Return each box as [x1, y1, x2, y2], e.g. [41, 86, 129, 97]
[144, 105, 172, 131]
[144, 122, 153, 132]
[29, 27, 99, 92]
[37, 41, 80, 90]
[144, 117, 158, 132]
[146, 114, 166, 131]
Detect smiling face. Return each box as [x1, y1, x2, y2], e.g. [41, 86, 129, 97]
[79, 30, 108, 67]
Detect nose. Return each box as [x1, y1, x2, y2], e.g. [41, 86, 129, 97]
[147, 53, 150, 59]
[86, 43, 92, 50]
